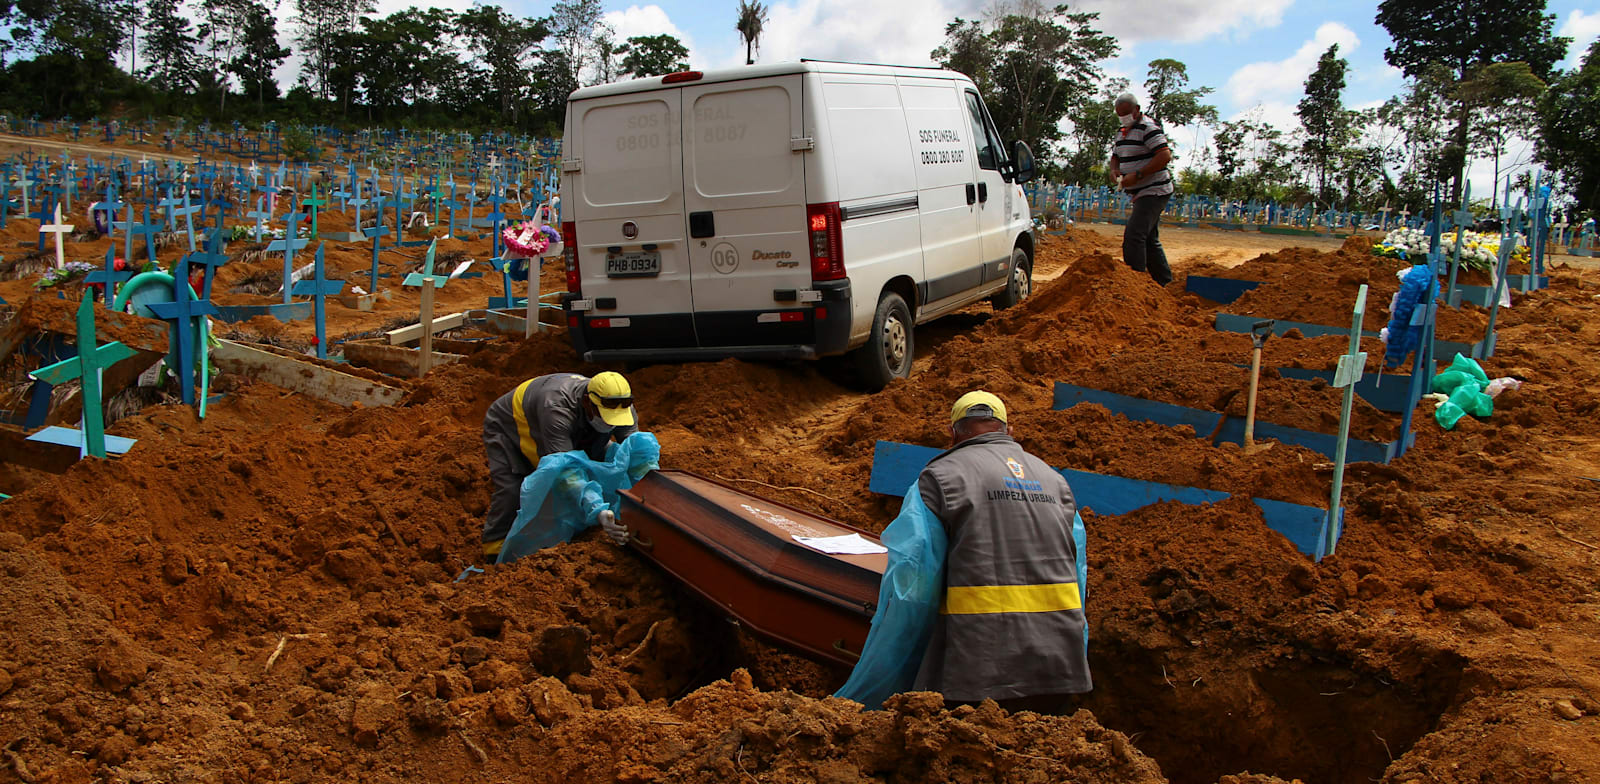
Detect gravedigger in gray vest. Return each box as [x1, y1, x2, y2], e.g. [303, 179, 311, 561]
[480, 371, 638, 558]
[914, 391, 1092, 712]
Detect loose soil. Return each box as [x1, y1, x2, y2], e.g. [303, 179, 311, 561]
[4, 156, 1600, 783]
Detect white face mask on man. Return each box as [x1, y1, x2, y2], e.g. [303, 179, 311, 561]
[1118, 112, 1137, 128]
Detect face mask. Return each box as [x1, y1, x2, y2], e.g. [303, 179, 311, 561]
[1118, 112, 1136, 128]
[589, 413, 613, 433]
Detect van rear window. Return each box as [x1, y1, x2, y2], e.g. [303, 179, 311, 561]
[582, 100, 676, 206]
[689, 86, 795, 197]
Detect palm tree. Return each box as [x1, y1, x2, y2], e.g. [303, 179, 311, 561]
[735, 0, 767, 66]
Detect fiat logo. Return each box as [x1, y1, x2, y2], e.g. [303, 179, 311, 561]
[622, 221, 638, 239]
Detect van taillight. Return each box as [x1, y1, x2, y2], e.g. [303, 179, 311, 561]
[806, 202, 844, 281]
[562, 221, 579, 294]
[662, 71, 703, 84]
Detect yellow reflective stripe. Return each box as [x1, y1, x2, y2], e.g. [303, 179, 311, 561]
[941, 582, 1082, 615]
[510, 379, 540, 465]
[482, 539, 504, 556]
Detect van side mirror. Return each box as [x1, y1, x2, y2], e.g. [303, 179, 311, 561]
[1011, 141, 1037, 184]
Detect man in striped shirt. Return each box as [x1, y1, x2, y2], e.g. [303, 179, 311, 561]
[1108, 93, 1175, 286]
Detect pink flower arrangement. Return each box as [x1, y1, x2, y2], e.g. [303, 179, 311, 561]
[502, 221, 562, 257]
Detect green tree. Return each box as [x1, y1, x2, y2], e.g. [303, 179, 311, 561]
[618, 33, 688, 78]
[1375, 0, 1569, 201]
[0, 0, 128, 113]
[1059, 83, 1123, 184]
[456, 5, 548, 124]
[344, 7, 459, 122]
[294, 0, 375, 101]
[530, 47, 578, 128]
[1296, 44, 1350, 202]
[551, 0, 609, 86]
[1458, 61, 1545, 206]
[1213, 113, 1293, 202]
[1374, 64, 1454, 208]
[735, 0, 767, 65]
[931, 19, 989, 92]
[1144, 58, 1215, 127]
[933, 5, 1117, 173]
[197, 0, 258, 112]
[1537, 40, 1600, 218]
[141, 0, 200, 93]
[229, 2, 290, 111]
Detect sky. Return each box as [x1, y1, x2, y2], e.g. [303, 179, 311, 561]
[273, 0, 1600, 194]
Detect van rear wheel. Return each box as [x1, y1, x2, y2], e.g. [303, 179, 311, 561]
[991, 248, 1032, 310]
[855, 292, 913, 391]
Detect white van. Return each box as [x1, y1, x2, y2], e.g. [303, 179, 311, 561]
[558, 60, 1038, 388]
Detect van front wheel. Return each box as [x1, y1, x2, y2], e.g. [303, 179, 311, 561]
[991, 248, 1032, 310]
[855, 292, 913, 391]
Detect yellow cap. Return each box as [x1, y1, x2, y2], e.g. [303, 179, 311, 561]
[950, 390, 1007, 424]
[587, 372, 636, 427]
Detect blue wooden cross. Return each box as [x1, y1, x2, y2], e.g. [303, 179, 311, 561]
[117, 205, 161, 265]
[14, 171, 35, 217]
[85, 246, 134, 303]
[188, 230, 230, 301]
[97, 181, 125, 239]
[175, 199, 201, 251]
[144, 255, 220, 407]
[248, 194, 272, 243]
[364, 222, 390, 291]
[29, 296, 137, 458]
[350, 186, 369, 233]
[30, 195, 54, 248]
[403, 239, 449, 288]
[443, 179, 461, 238]
[292, 244, 346, 359]
[268, 211, 310, 305]
[485, 185, 508, 257]
[1444, 183, 1473, 307]
[0, 171, 12, 230]
[209, 185, 230, 230]
[158, 185, 182, 230]
[463, 183, 480, 232]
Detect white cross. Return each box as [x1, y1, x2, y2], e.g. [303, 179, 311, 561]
[40, 203, 74, 270]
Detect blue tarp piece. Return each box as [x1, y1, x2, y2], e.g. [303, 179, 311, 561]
[495, 431, 660, 564]
[834, 479, 1088, 709]
[833, 481, 946, 709]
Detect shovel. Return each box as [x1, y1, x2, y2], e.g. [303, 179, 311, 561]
[1242, 320, 1276, 454]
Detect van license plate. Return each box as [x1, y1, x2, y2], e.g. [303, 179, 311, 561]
[605, 251, 660, 278]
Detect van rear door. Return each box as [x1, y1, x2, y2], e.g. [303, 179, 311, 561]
[570, 90, 693, 350]
[679, 76, 813, 347]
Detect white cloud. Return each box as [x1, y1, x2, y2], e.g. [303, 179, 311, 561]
[1560, 10, 1600, 64]
[602, 4, 700, 63]
[1224, 21, 1358, 106]
[714, 0, 964, 72]
[1073, 0, 1291, 44]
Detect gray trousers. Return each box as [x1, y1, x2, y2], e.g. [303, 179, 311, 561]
[482, 414, 534, 551]
[1123, 193, 1173, 286]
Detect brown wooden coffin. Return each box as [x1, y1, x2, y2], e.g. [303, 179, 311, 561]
[619, 470, 887, 667]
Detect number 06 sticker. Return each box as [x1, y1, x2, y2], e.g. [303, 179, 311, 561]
[711, 242, 739, 275]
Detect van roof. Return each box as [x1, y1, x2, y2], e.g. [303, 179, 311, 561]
[568, 60, 972, 102]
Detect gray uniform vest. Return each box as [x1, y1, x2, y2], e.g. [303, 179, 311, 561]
[485, 373, 636, 465]
[912, 431, 1091, 701]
